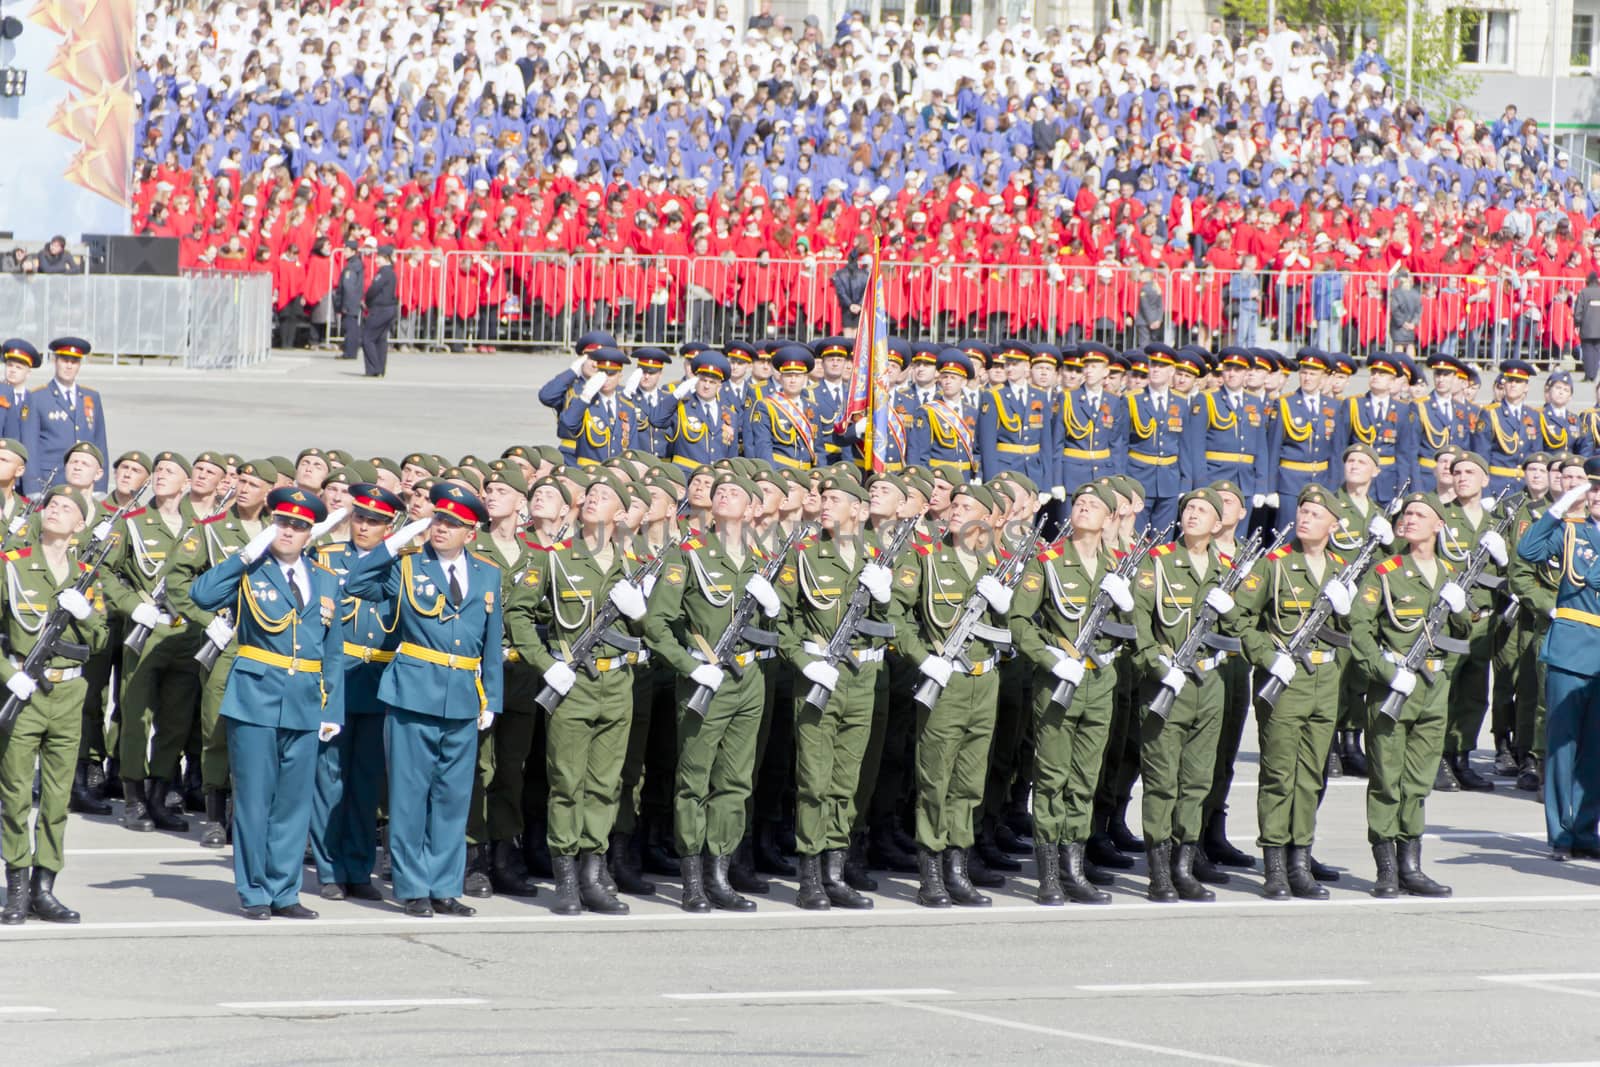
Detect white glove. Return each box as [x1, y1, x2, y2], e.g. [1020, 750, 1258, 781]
[1550, 483, 1588, 519]
[690, 663, 725, 691]
[1036, 491, 1052, 507]
[1251, 493, 1266, 508]
[92, 520, 114, 542]
[802, 659, 840, 690]
[623, 368, 642, 395]
[854, 418, 867, 437]
[859, 563, 892, 604]
[642, 575, 657, 598]
[543, 660, 577, 696]
[1160, 666, 1186, 693]
[240, 523, 278, 564]
[608, 580, 647, 620]
[1321, 579, 1353, 617]
[131, 601, 164, 629]
[568, 356, 586, 378]
[1481, 529, 1507, 567]
[1101, 572, 1134, 612]
[1051, 485, 1066, 502]
[1439, 581, 1467, 614]
[1204, 588, 1234, 615]
[1368, 514, 1394, 542]
[673, 378, 697, 400]
[580, 374, 605, 403]
[310, 507, 349, 540]
[1268, 651, 1296, 685]
[976, 574, 1013, 614]
[204, 616, 235, 648]
[5, 672, 36, 700]
[56, 588, 92, 620]
[477, 708, 496, 732]
[1265, 493, 1280, 508]
[1389, 666, 1417, 695]
[918, 655, 954, 686]
[1050, 649, 1085, 685]
[1481, 494, 1496, 513]
[745, 574, 780, 618]
[385, 516, 432, 554]
[318, 722, 341, 742]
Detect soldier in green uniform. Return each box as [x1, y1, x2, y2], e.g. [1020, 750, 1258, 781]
[889, 482, 1013, 908]
[0, 487, 108, 924]
[163, 457, 277, 842]
[1492, 452, 1553, 779]
[1235, 484, 1355, 900]
[1330, 443, 1394, 776]
[775, 473, 893, 910]
[1199, 479, 1257, 877]
[1437, 451, 1512, 790]
[1007, 481, 1131, 905]
[642, 469, 777, 913]
[1349, 491, 1472, 896]
[1130, 486, 1244, 903]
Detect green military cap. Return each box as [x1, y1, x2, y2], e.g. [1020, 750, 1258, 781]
[190, 449, 225, 471]
[411, 476, 438, 498]
[237, 458, 278, 484]
[1073, 481, 1119, 511]
[65, 441, 104, 466]
[501, 444, 535, 463]
[1296, 482, 1340, 514]
[42, 484, 93, 519]
[1523, 451, 1552, 469]
[562, 467, 595, 491]
[1554, 452, 1587, 471]
[370, 456, 402, 479]
[1209, 479, 1245, 505]
[0, 437, 28, 463]
[751, 467, 785, 495]
[296, 447, 327, 465]
[652, 462, 688, 490]
[485, 459, 530, 496]
[952, 482, 997, 512]
[343, 459, 378, 484]
[531, 474, 574, 506]
[114, 450, 153, 473]
[535, 445, 564, 467]
[266, 456, 292, 478]
[1398, 491, 1449, 523]
[445, 465, 484, 492]
[321, 465, 359, 488]
[711, 469, 760, 502]
[868, 471, 905, 496]
[1343, 442, 1381, 466]
[1178, 486, 1224, 519]
[401, 452, 439, 475]
[585, 469, 627, 505]
[901, 469, 934, 500]
[1109, 474, 1143, 502]
[640, 468, 681, 499]
[429, 454, 447, 470]
[987, 478, 1018, 505]
[829, 463, 864, 484]
[224, 453, 244, 470]
[997, 471, 1037, 499]
[152, 449, 189, 474]
[1451, 450, 1490, 477]
[324, 449, 351, 467]
[823, 474, 869, 503]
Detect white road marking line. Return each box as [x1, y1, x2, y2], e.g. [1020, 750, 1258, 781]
[882, 999, 1271, 1067]
[1075, 979, 1368, 993]
[216, 998, 487, 1010]
[68, 848, 229, 856]
[0, 1006, 56, 1015]
[663, 988, 950, 1001]
[1436, 1062, 1600, 1066]
[1480, 973, 1600, 983]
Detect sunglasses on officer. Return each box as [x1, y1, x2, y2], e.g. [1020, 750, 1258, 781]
[274, 515, 312, 533]
[431, 512, 468, 530]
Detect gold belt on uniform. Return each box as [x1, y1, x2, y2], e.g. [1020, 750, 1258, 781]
[1555, 607, 1600, 628]
[342, 642, 395, 663]
[1127, 450, 1177, 466]
[1204, 450, 1253, 464]
[1489, 465, 1522, 478]
[560, 651, 646, 673]
[996, 442, 1039, 454]
[1063, 447, 1110, 460]
[1280, 459, 1328, 473]
[397, 642, 481, 670]
[238, 646, 322, 674]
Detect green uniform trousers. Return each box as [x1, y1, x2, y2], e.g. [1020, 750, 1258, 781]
[617, 660, 674, 837]
[913, 669, 999, 851]
[1031, 662, 1116, 844]
[1204, 654, 1253, 822]
[0, 677, 86, 871]
[1255, 660, 1341, 846]
[851, 668, 892, 831]
[749, 656, 792, 828]
[675, 665, 764, 856]
[1366, 673, 1449, 843]
[1444, 632, 1493, 755]
[77, 621, 120, 763]
[1094, 659, 1142, 817]
[546, 666, 633, 856]
[794, 659, 879, 854]
[470, 662, 540, 845]
[1507, 614, 1547, 756]
[1337, 657, 1368, 733]
[119, 626, 204, 781]
[981, 655, 1032, 822]
[1140, 670, 1223, 845]
[200, 644, 238, 790]
[866, 656, 917, 832]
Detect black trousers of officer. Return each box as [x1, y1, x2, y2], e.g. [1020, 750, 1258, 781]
[362, 307, 396, 377]
[340, 314, 363, 361]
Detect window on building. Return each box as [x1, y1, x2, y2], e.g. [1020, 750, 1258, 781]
[1574, 12, 1595, 68]
[1455, 9, 1512, 66]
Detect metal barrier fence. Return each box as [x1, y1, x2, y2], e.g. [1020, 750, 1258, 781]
[0, 271, 273, 368]
[309, 252, 1587, 370]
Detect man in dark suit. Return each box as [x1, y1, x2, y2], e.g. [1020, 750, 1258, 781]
[21, 337, 108, 496]
[334, 245, 366, 362]
[361, 246, 398, 378]
[1577, 272, 1600, 382]
[831, 249, 869, 332]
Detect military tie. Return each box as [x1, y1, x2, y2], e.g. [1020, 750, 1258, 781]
[448, 563, 464, 606]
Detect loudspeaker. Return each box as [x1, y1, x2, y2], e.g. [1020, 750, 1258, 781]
[107, 235, 179, 276]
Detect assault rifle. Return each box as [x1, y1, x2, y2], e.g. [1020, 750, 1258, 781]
[1046, 523, 1169, 712]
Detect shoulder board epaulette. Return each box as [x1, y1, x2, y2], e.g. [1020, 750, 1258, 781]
[682, 537, 704, 551]
[524, 540, 554, 552]
[1375, 555, 1403, 575]
[914, 542, 934, 556]
[1329, 551, 1346, 566]
[1111, 548, 1126, 561]
[121, 507, 147, 521]
[78, 560, 92, 572]
[397, 545, 423, 557]
[1217, 552, 1235, 569]
[866, 543, 879, 559]
[915, 530, 934, 544]
[998, 548, 1012, 561]
[4, 547, 29, 562]
[1266, 545, 1292, 561]
[518, 534, 542, 549]
[797, 537, 816, 550]
[1149, 542, 1175, 557]
[468, 549, 502, 570]
[320, 542, 349, 553]
[1564, 512, 1585, 524]
[1441, 558, 1457, 573]
[311, 560, 337, 576]
[1038, 546, 1061, 562]
[198, 513, 228, 526]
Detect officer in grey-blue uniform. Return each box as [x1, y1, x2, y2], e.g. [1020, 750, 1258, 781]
[977, 339, 1055, 488]
[558, 347, 641, 465]
[624, 347, 675, 458]
[1473, 359, 1542, 495]
[1267, 348, 1346, 530]
[1126, 343, 1188, 531]
[188, 487, 345, 919]
[1342, 352, 1415, 506]
[0, 339, 38, 441]
[537, 331, 617, 465]
[1056, 341, 1126, 490]
[907, 349, 980, 481]
[658, 351, 742, 471]
[21, 337, 108, 497]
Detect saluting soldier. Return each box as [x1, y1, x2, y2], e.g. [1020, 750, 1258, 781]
[188, 487, 344, 920]
[659, 351, 741, 471]
[0, 339, 38, 440]
[559, 347, 640, 466]
[538, 331, 618, 465]
[1539, 370, 1584, 458]
[907, 348, 979, 482]
[810, 337, 855, 466]
[746, 345, 824, 472]
[1343, 354, 1414, 506]
[0, 487, 108, 925]
[1056, 342, 1126, 494]
[1414, 357, 1479, 488]
[1267, 349, 1346, 530]
[1349, 491, 1472, 896]
[1473, 359, 1543, 494]
[977, 341, 1054, 492]
[1125, 344, 1188, 531]
[1185, 347, 1268, 520]
[621, 348, 675, 459]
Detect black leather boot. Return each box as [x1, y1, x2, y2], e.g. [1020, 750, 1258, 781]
[1059, 841, 1111, 905]
[1433, 757, 1460, 792]
[916, 846, 951, 908]
[976, 816, 1021, 872]
[200, 790, 228, 849]
[1035, 840, 1065, 906]
[942, 848, 991, 907]
[1286, 845, 1330, 900]
[1307, 852, 1341, 883]
[1202, 810, 1256, 868]
[823, 850, 872, 909]
[1451, 751, 1495, 791]
[1145, 841, 1178, 903]
[728, 837, 770, 895]
[578, 851, 628, 914]
[1492, 735, 1519, 776]
[1107, 801, 1144, 853]
[842, 831, 876, 891]
[752, 820, 794, 876]
[1080, 854, 1116, 886]
[549, 854, 581, 915]
[1171, 843, 1215, 902]
[69, 761, 112, 815]
[1396, 838, 1451, 897]
[679, 855, 710, 913]
[1517, 755, 1543, 792]
[964, 842, 1006, 888]
[1, 866, 27, 925]
[144, 778, 189, 832]
[795, 853, 829, 910]
[181, 763, 205, 813]
[28, 868, 79, 923]
[642, 815, 678, 876]
[1340, 730, 1370, 777]
[993, 816, 1029, 855]
[1086, 807, 1136, 869]
[491, 840, 540, 896]
[462, 843, 493, 898]
[1260, 845, 1290, 900]
[121, 779, 154, 832]
[868, 821, 918, 872]
[1003, 799, 1033, 841]
[522, 818, 554, 879]
[705, 853, 756, 911]
[1190, 846, 1231, 886]
[608, 831, 654, 896]
[1370, 841, 1400, 898]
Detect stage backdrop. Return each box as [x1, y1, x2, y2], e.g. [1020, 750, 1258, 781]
[0, 0, 134, 240]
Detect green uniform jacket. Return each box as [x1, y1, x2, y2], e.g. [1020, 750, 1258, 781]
[163, 509, 265, 628]
[0, 544, 109, 683]
[888, 535, 1005, 669]
[1438, 499, 1504, 643]
[504, 534, 638, 674]
[775, 528, 888, 673]
[97, 500, 195, 619]
[1509, 500, 1561, 625]
[1235, 542, 1351, 669]
[642, 529, 765, 676]
[1007, 540, 1129, 672]
[1130, 541, 1243, 681]
[1348, 552, 1471, 687]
